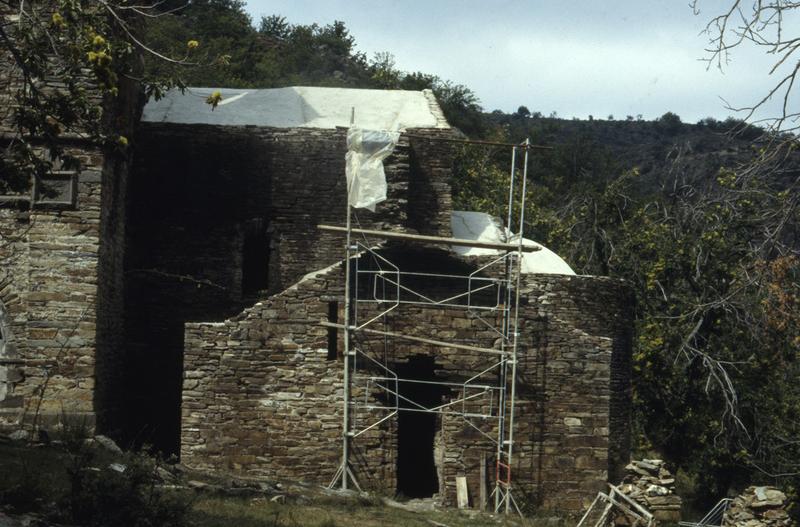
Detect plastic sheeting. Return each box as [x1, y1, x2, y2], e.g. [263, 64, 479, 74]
[142, 87, 446, 130]
[345, 127, 400, 211]
[450, 211, 576, 275]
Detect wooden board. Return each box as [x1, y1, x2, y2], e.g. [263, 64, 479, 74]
[456, 476, 469, 509]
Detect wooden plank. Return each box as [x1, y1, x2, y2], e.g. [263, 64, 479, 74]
[608, 484, 653, 520]
[456, 476, 469, 509]
[321, 322, 504, 356]
[318, 224, 541, 253]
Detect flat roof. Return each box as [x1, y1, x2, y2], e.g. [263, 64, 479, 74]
[141, 86, 450, 131]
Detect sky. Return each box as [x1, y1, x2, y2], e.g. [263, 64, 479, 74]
[242, 1, 798, 123]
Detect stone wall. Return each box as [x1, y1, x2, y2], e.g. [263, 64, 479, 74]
[0, 16, 140, 433]
[132, 123, 456, 294]
[0, 143, 136, 432]
[124, 124, 457, 453]
[181, 246, 633, 513]
[518, 274, 634, 510]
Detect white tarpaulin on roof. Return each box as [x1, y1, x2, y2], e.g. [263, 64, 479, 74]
[142, 87, 447, 130]
[345, 127, 400, 211]
[450, 211, 576, 275]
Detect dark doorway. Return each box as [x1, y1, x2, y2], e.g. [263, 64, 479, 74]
[395, 356, 449, 498]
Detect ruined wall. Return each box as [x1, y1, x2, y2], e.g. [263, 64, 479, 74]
[407, 130, 457, 237]
[181, 248, 633, 513]
[126, 124, 456, 453]
[132, 123, 454, 294]
[517, 275, 634, 511]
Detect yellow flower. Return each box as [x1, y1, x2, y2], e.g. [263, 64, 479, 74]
[51, 12, 65, 28]
[206, 91, 223, 110]
[187, 40, 200, 50]
[117, 135, 128, 147]
[93, 35, 106, 48]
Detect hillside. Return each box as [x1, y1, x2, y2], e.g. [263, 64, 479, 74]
[486, 112, 791, 196]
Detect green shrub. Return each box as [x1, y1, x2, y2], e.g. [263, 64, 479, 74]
[58, 442, 191, 527]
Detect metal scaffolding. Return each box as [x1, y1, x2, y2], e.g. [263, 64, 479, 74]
[325, 138, 536, 515]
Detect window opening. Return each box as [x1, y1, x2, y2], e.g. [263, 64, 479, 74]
[327, 301, 339, 360]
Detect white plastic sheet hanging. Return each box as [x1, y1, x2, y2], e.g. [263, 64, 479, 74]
[345, 127, 400, 211]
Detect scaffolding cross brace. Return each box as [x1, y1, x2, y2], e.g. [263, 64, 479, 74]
[326, 137, 534, 516]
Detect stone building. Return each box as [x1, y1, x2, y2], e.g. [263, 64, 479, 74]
[0, 25, 139, 434]
[0, 80, 634, 512]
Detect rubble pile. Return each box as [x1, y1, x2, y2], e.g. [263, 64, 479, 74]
[618, 459, 682, 523]
[723, 486, 793, 527]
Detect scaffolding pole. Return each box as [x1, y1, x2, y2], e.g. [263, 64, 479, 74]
[329, 167, 361, 492]
[327, 136, 534, 516]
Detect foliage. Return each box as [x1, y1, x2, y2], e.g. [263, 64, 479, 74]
[453, 119, 800, 505]
[0, 0, 192, 194]
[61, 447, 191, 526]
[0, 434, 191, 526]
[693, 0, 800, 133]
[655, 111, 683, 135]
[143, 8, 486, 135]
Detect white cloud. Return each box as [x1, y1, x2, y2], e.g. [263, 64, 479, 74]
[243, 0, 798, 122]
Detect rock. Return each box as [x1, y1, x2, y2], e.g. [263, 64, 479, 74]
[8, 430, 28, 441]
[723, 486, 792, 527]
[156, 466, 177, 483]
[764, 489, 787, 503]
[625, 463, 651, 477]
[617, 458, 682, 523]
[633, 460, 659, 472]
[93, 435, 122, 454]
[764, 509, 789, 520]
[645, 484, 669, 496]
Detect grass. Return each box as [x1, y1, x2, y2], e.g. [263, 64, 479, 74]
[189, 495, 564, 527]
[0, 438, 566, 527]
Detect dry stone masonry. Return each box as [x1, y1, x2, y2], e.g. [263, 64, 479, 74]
[724, 487, 794, 527]
[0, 11, 140, 433]
[0, 48, 636, 513]
[182, 245, 634, 512]
[617, 459, 682, 523]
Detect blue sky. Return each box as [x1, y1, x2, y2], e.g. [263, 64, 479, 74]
[242, 1, 797, 122]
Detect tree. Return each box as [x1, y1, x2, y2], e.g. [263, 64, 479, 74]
[0, 1, 195, 193]
[656, 111, 683, 135]
[694, 0, 800, 133]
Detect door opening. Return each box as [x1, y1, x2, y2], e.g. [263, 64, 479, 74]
[395, 355, 449, 498]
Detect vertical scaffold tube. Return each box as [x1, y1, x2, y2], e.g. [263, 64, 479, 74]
[505, 138, 530, 513]
[341, 178, 353, 490]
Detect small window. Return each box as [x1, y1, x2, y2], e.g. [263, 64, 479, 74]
[327, 301, 339, 360]
[33, 172, 78, 208]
